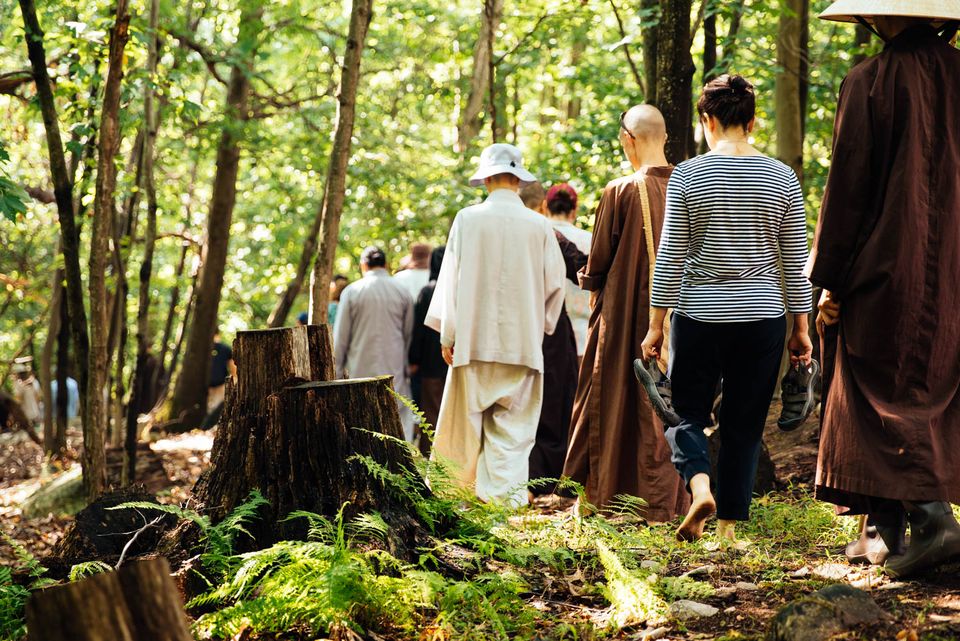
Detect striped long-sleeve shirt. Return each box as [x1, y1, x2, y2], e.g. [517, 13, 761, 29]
[650, 154, 813, 323]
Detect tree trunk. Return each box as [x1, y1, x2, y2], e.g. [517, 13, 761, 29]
[307, 0, 374, 322]
[457, 0, 504, 151]
[41, 267, 63, 456]
[86, 0, 131, 500]
[719, 0, 746, 70]
[776, 0, 805, 181]
[608, 0, 645, 98]
[26, 558, 193, 641]
[655, 0, 696, 164]
[169, 2, 262, 430]
[18, 0, 90, 446]
[641, 0, 659, 105]
[125, 0, 162, 484]
[698, 0, 718, 154]
[55, 294, 70, 453]
[192, 326, 427, 557]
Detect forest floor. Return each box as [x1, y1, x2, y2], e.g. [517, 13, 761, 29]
[2, 405, 960, 641]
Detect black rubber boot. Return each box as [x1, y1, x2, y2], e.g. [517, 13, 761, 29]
[845, 513, 906, 565]
[885, 502, 960, 578]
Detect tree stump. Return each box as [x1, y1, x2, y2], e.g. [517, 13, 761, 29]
[26, 558, 193, 641]
[191, 326, 429, 556]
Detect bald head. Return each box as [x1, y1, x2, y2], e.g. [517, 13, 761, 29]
[621, 104, 667, 142]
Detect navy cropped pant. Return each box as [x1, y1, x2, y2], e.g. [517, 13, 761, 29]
[665, 313, 786, 521]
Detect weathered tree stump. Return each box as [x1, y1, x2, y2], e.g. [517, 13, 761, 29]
[45, 487, 178, 578]
[191, 326, 430, 556]
[26, 558, 192, 641]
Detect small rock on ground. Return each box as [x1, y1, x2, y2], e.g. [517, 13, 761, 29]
[669, 600, 719, 620]
[682, 564, 717, 577]
[812, 562, 849, 580]
[735, 581, 759, 591]
[637, 626, 670, 640]
[767, 584, 887, 641]
[640, 560, 664, 573]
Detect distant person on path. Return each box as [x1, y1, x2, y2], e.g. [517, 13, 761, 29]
[519, 181, 586, 497]
[408, 245, 447, 456]
[394, 243, 432, 301]
[563, 105, 689, 522]
[545, 183, 592, 358]
[50, 374, 79, 421]
[334, 246, 416, 441]
[11, 359, 41, 428]
[811, 0, 960, 577]
[328, 274, 349, 326]
[205, 331, 237, 427]
[426, 144, 565, 507]
[642, 75, 813, 542]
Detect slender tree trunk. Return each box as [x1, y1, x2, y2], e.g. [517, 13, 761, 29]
[641, 0, 660, 105]
[456, 0, 504, 151]
[55, 296, 70, 453]
[799, 0, 809, 142]
[86, 0, 131, 499]
[698, 0, 718, 154]
[157, 244, 190, 381]
[719, 0, 746, 69]
[41, 268, 63, 456]
[608, 0, 645, 98]
[775, 0, 805, 181]
[18, 0, 89, 445]
[307, 0, 375, 322]
[565, 35, 586, 119]
[169, 2, 263, 430]
[655, 0, 696, 164]
[125, 0, 161, 483]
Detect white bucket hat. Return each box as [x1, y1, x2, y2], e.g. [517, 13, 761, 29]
[468, 143, 537, 187]
[820, 0, 960, 23]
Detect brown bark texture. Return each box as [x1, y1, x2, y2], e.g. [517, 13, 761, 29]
[125, 0, 162, 484]
[776, 0, 806, 181]
[192, 326, 429, 558]
[308, 0, 375, 322]
[41, 269, 63, 455]
[456, 0, 504, 152]
[85, 0, 131, 500]
[26, 558, 193, 641]
[169, 2, 262, 430]
[17, 0, 90, 443]
[641, 0, 659, 105]
[655, 0, 696, 164]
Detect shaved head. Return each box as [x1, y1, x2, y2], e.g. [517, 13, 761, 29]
[622, 104, 667, 142]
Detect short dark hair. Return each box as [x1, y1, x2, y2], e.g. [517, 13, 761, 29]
[333, 274, 348, 283]
[697, 74, 756, 131]
[360, 246, 387, 268]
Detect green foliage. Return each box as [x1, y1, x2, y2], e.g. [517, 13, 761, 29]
[68, 561, 113, 582]
[0, 533, 56, 641]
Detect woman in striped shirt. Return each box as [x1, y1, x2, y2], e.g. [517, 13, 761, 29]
[641, 74, 813, 543]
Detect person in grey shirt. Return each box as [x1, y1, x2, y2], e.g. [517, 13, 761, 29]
[333, 246, 416, 441]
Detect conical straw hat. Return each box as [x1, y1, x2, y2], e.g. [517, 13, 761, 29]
[819, 0, 960, 23]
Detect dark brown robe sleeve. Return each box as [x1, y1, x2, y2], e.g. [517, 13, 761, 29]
[578, 184, 619, 291]
[808, 68, 878, 296]
[555, 230, 588, 284]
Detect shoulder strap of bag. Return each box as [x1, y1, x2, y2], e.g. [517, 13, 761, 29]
[634, 172, 671, 371]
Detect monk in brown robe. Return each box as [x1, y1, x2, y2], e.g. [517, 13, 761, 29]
[562, 105, 689, 521]
[810, 0, 960, 577]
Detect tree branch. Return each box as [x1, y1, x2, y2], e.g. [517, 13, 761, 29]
[608, 0, 646, 96]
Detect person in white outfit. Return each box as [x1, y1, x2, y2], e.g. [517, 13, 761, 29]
[426, 143, 566, 507]
[545, 183, 592, 358]
[333, 246, 416, 441]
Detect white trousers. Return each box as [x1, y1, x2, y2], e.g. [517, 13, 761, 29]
[432, 361, 543, 507]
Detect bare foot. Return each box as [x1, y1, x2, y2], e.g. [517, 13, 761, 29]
[676, 495, 717, 542]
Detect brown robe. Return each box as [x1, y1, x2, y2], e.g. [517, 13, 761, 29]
[562, 167, 690, 521]
[809, 26, 960, 509]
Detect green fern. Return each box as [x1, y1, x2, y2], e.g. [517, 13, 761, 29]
[68, 561, 113, 582]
